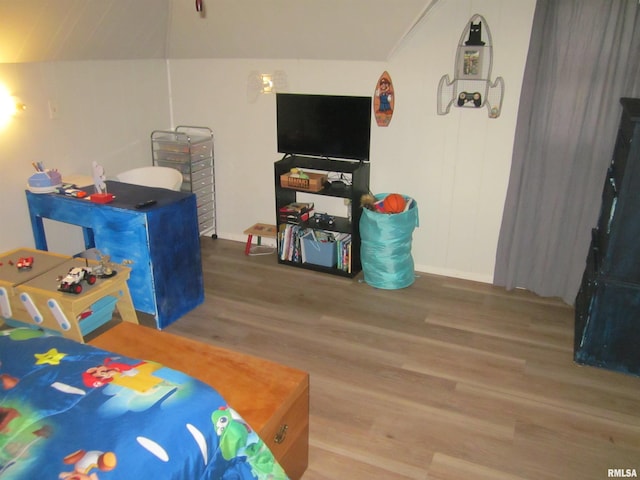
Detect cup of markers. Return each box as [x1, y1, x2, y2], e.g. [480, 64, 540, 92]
[27, 162, 63, 193]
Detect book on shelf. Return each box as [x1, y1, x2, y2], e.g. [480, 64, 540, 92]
[300, 233, 307, 263]
[279, 224, 306, 263]
[334, 233, 352, 272]
[279, 202, 315, 225]
[279, 201, 314, 213]
[279, 209, 314, 224]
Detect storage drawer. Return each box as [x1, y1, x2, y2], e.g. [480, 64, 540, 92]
[155, 142, 211, 160]
[182, 176, 212, 188]
[194, 182, 214, 200]
[187, 141, 212, 157]
[191, 157, 213, 173]
[156, 157, 212, 175]
[198, 201, 214, 217]
[198, 217, 215, 232]
[190, 168, 213, 182]
[198, 211, 214, 227]
[186, 175, 214, 192]
[153, 137, 210, 155]
[196, 193, 214, 209]
[154, 151, 190, 164]
[190, 151, 213, 162]
[260, 383, 309, 480]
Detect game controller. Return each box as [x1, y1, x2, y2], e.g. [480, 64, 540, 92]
[457, 91, 482, 107]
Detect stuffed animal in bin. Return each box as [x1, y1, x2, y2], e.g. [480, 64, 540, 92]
[361, 193, 406, 214]
[360, 194, 382, 212]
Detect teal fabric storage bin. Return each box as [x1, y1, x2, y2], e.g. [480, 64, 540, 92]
[360, 194, 419, 289]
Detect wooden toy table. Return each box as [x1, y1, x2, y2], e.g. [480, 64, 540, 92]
[0, 248, 137, 342]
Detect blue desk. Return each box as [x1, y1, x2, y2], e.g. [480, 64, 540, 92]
[25, 181, 204, 329]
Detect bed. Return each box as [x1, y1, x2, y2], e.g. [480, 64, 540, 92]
[0, 326, 298, 479]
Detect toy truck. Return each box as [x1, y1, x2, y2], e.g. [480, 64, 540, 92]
[58, 267, 97, 294]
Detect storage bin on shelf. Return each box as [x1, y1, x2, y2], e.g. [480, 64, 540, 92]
[359, 194, 419, 289]
[300, 231, 337, 268]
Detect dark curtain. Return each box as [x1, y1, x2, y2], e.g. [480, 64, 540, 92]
[494, 0, 640, 305]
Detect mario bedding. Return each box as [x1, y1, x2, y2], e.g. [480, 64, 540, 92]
[0, 328, 288, 480]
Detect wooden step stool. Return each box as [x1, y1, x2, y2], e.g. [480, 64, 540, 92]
[243, 223, 277, 255]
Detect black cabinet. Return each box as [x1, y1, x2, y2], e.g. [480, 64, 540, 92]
[274, 155, 370, 277]
[574, 98, 640, 376]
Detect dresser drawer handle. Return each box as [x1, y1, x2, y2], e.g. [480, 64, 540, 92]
[274, 424, 288, 444]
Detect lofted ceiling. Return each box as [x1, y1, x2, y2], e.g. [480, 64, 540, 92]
[0, 0, 438, 64]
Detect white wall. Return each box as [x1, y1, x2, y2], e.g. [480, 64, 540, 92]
[168, 0, 536, 282]
[0, 60, 171, 253]
[0, 0, 535, 284]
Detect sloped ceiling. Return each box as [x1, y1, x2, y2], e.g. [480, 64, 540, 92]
[0, 0, 437, 63]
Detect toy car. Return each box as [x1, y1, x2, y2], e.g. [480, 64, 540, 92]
[312, 213, 335, 228]
[16, 257, 34, 270]
[58, 267, 97, 294]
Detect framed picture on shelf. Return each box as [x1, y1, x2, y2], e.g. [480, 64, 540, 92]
[457, 48, 483, 79]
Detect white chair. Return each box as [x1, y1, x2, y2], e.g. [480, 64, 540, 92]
[116, 166, 183, 191]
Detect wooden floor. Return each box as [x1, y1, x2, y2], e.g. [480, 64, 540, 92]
[165, 238, 640, 480]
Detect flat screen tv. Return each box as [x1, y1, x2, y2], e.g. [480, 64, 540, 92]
[276, 93, 371, 161]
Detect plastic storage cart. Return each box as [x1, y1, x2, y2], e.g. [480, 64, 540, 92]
[152, 126, 217, 238]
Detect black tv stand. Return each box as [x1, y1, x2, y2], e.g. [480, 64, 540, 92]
[274, 155, 370, 277]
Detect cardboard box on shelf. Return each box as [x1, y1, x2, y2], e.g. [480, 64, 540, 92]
[280, 172, 327, 192]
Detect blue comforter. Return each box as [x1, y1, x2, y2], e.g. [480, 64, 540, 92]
[0, 328, 288, 479]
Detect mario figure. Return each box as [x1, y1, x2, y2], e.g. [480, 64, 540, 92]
[376, 77, 393, 114]
[59, 449, 117, 480]
[82, 358, 163, 392]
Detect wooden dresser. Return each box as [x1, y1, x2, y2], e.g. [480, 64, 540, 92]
[90, 322, 309, 479]
[574, 97, 640, 375]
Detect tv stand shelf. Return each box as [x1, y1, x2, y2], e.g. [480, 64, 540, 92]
[274, 155, 370, 277]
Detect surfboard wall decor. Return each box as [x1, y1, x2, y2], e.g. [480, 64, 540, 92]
[374, 71, 395, 127]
